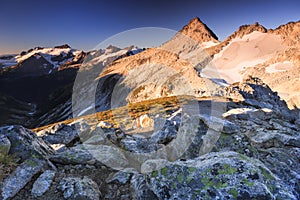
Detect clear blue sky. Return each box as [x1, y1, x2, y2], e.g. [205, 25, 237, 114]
[0, 0, 299, 54]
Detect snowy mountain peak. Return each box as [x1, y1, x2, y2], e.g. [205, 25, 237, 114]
[104, 45, 122, 54]
[0, 45, 85, 77]
[179, 17, 219, 43]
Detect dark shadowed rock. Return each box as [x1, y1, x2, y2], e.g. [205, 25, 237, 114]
[150, 119, 178, 144]
[54, 44, 71, 49]
[131, 173, 158, 200]
[226, 76, 295, 121]
[38, 119, 90, 146]
[40, 123, 79, 145]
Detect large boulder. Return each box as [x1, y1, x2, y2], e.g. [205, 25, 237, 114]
[50, 144, 129, 170]
[120, 136, 161, 154]
[37, 118, 90, 145]
[226, 77, 295, 121]
[150, 119, 178, 145]
[49, 144, 96, 165]
[146, 151, 297, 199]
[0, 125, 54, 162]
[258, 148, 300, 198]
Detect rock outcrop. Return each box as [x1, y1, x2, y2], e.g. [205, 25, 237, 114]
[2, 158, 47, 200]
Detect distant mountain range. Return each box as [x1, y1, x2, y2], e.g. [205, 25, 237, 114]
[0, 17, 299, 128]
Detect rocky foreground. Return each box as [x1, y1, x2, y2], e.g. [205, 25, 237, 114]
[0, 77, 299, 200]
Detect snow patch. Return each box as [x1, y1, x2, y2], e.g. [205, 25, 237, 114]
[201, 41, 219, 48]
[265, 61, 293, 73]
[222, 108, 273, 118]
[77, 105, 94, 116]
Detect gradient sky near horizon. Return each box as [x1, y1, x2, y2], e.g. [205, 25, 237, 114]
[0, 0, 299, 54]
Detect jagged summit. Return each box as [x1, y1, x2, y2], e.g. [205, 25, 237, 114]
[179, 17, 219, 43]
[54, 44, 71, 49]
[105, 45, 122, 53]
[270, 20, 300, 46]
[271, 20, 300, 32]
[226, 22, 267, 40]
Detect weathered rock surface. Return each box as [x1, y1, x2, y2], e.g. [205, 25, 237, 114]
[31, 170, 56, 197]
[57, 176, 101, 200]
[131, 173, 158, 200]
[50, 144, 129, 170]
[106, 170, 133, 185]
[0, 135, 11, 155]
[49, 144, 96, 165]
[39, 123, 79, 145]
[147, 151, 297, 199]
[2, 158, 46, 200]
[1, 77, 299, 199]
[120, 136, 160, 154]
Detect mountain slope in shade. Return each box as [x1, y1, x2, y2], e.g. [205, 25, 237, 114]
[0, 92, 37, 127]
[0, 45, 145, 128]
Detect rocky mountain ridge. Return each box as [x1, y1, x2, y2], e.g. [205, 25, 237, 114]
[202, 20, 299, 108]
[1, 17, 299, 129]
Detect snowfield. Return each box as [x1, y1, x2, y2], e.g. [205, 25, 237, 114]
[265, 61, 293, 73]
[202, 31, 286, 83]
